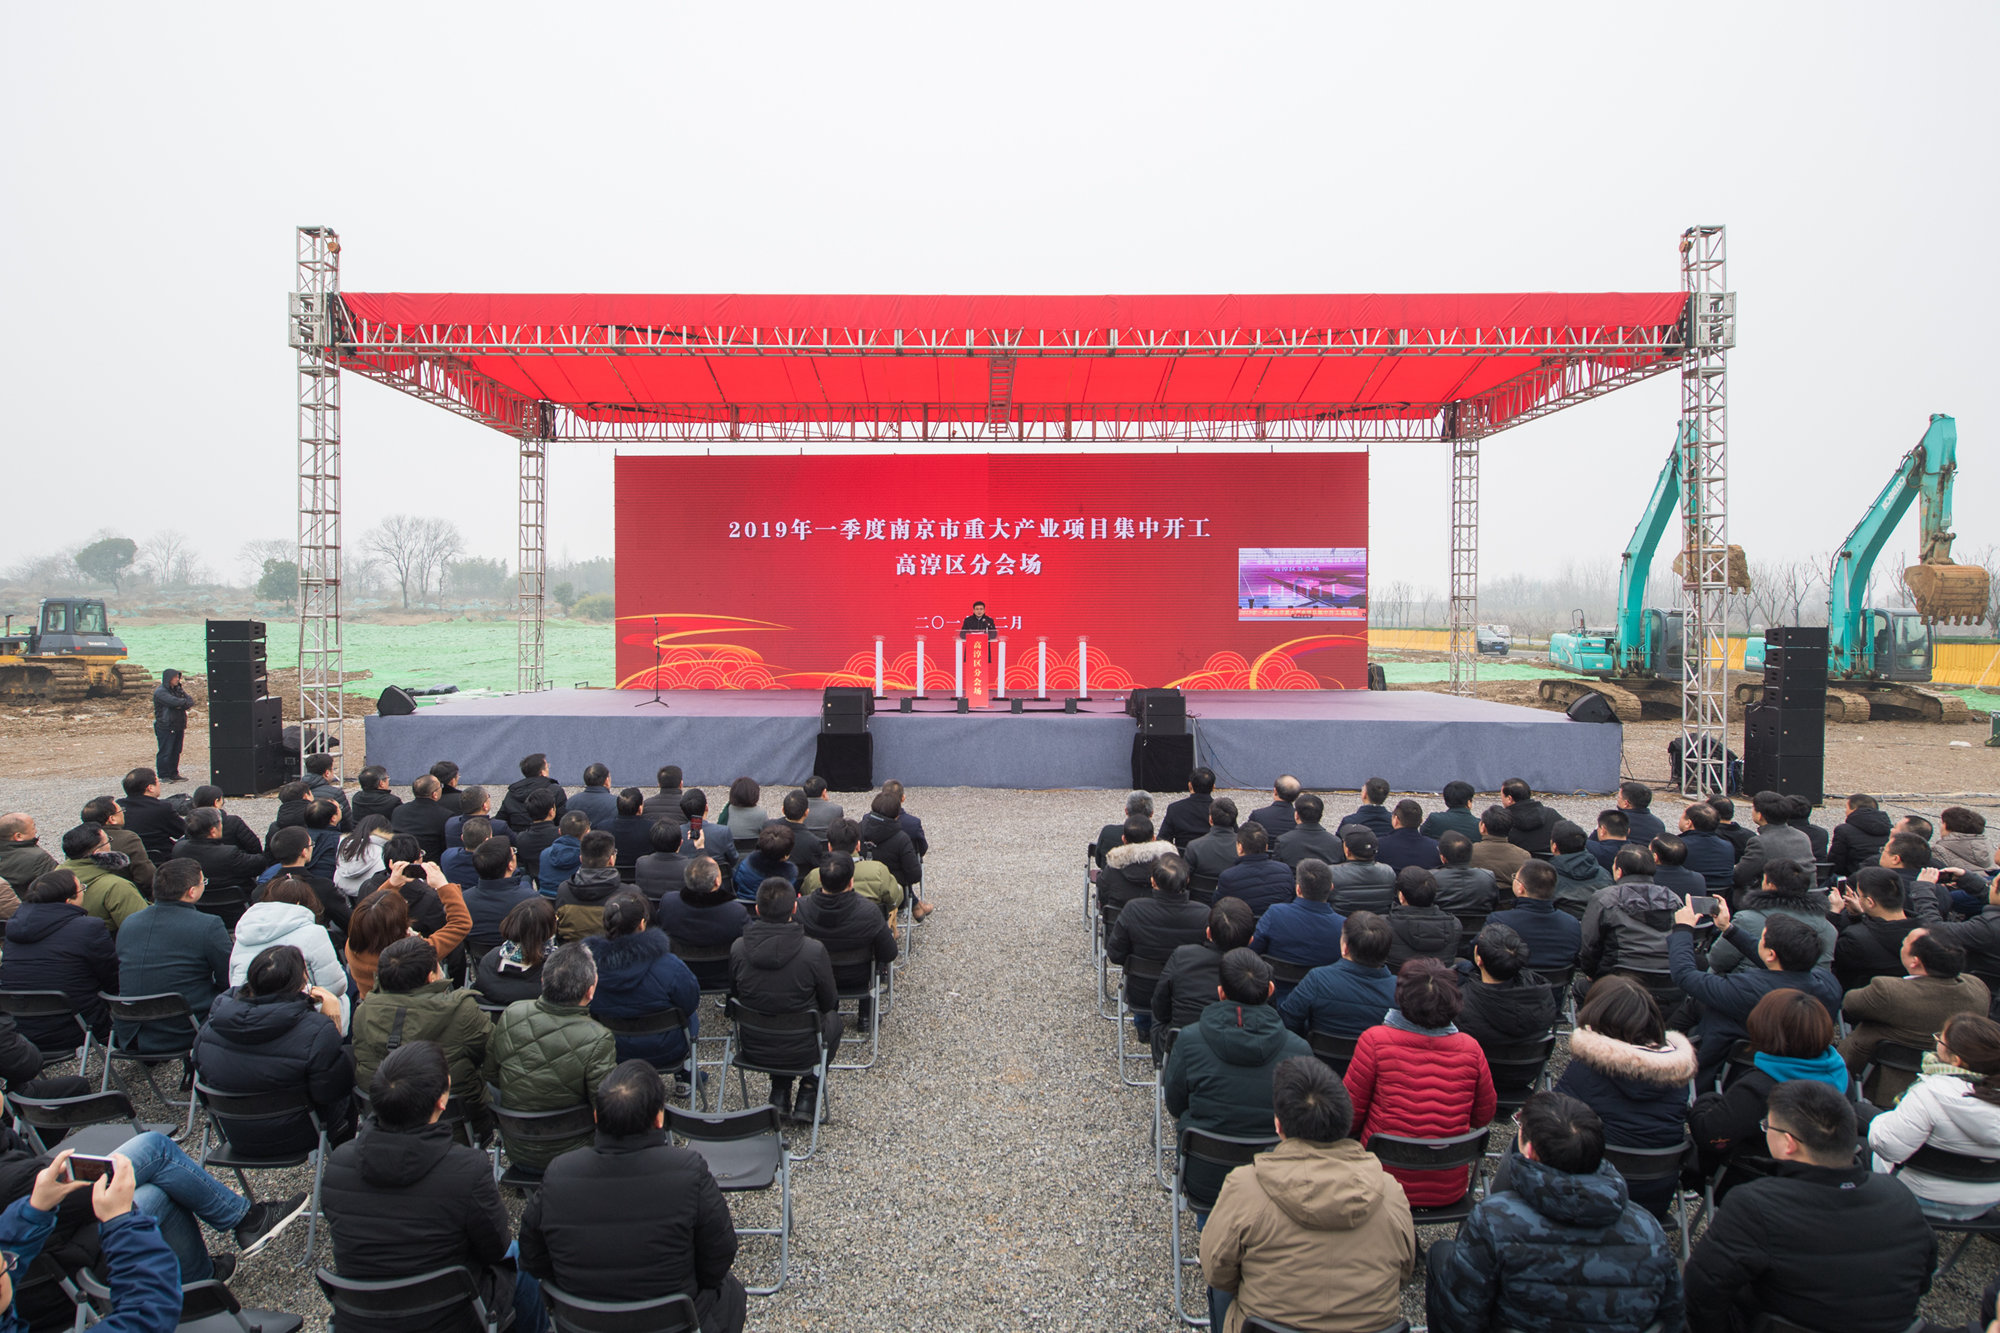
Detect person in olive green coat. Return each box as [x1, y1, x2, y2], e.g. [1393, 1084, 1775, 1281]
[352, 937, 490, 1130]
[483, 942, 618, 1172]
[57, 824, 148, 935]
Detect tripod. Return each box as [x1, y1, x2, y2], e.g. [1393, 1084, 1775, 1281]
[636, 615, 669, 709]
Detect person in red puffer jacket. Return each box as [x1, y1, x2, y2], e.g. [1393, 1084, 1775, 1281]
[1344, 958, 1496, 1207]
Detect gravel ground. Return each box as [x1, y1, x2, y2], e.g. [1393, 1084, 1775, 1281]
[0, 775, 1994, 1330]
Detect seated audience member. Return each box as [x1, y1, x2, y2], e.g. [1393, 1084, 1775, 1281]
[1250, 776, 1304, 842]
[1868, 1011, 2000, 1219]
[519, 1060, 746, 1333]
[484, 943, 617, 1173]
[1152, 898, 1256, 1054]
[389, 775, 452, 863]
[1099, 816, 1177, 920]
[1685, 1079, 1935, 1333]
[719, 776, 773, 847]
[1782, 794, 1831, 867]
[802, 820, 902, 917]
[1338, 777, 1393, 838]
[191, 785, 261, 855]
[169, 809, 271, 917]
[1647, 834, 1705, 897]
[1183, 798, 1243, 882]
[1375, 800, 1438, 876]
[1384, 867, 1459, 971]
[1273, 793, 1344, 871]
[677, 789, 738, 873]
[797, 775, 842, 837]
[586, 892, 701, 1078]
[536, 812, 590, 899]
[653, 857, 749, 989]
[633, 821, 690, 906]
[112, 858, 230, 1054]
[1158, 768, 1217, 852]
[0, 1155, 184, 1331]
[231, 877, 347, 1028]
[1468, 806, 1529, 884]
[601, 788, 657, 877]
[1706, 856, 1833, 973]
[56, 824, 146, 935]
[1420, 780, 1481, 844]
[729, 822, 797, 905]
[1327, 828, 1396, 915]
[1586, 809, 1637, 872]
[1619, 780, 1665, 844]
[1488, 861, 1582, 973]
[1499, 779, 1555, 856]
[1676, 802, 1737, 892]
[193, 943, 355, 1154]
[0, 813, 54, 911]
[1935, 805, 1995, 879]
[1691, 989, 1848, 1194]
[799, 854, 899, 1030]
[1344, 959, 1497, 1208]
[301, 752, 353, 830]
[1455, 924, 1558, 1049]
[1278, 911, 1397, 1038]
[1428, 1091, 1682, 1333]
[1094, 792, 1155, 868]
[773, 791, 825, 877]
[1705, 794, 1752, 861]
[1107, 852, 1208, 1035]
[1577, 848, 1679, 983]
[728, 882, 840, 1124]
[263, 826, 350, 936]
[352, 938, 489, 1127]
[1249, 859, 1346, 975]
[1163, 950, 1311, 1209]
[566, 764, 618, 829]
[1555, 976, 1695, 1217]
[433, 763, 464, 813]
[438, 814, 490, 892]
[301, 800, 344, 880]
[1668, 900, 1843, 1088]
[324, 1041, 542, 1333]
[265, 779, 312, 847]
[0, 870, 118, 1055]
[1840, 929, 1990, 1104]
[465, 837, 537, 957]
[499, 752, 568, 833]
[1545, 819, 1611, 910]
[443, 785, 510, 852]
[474, 898, 559, 1008]
[1214, 824, 1292, 918]
[1829, 865, 1921, 992]
[1429, 831, 1499, 916]
[118, 767, 186, 864]
[80, 795, 156, 899]
[513, 789, 563, 885]
[1202, 1057, 1415, 1333]
[348, 766, 402, 824]
[1828, 792, 1892, 878]
[334, 817, 392, 902]
[555, 831, 625, 942]
[1881, 831, 1950, 924]
[347, 857, 471, 999]
[881, 777, 930, 858]
[857, 791, 927, 916]
[1731, 790, 1816, 892]
[642, 768, 686, 825]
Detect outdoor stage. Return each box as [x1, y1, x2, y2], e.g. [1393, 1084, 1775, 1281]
[363, 689, 1622, 794]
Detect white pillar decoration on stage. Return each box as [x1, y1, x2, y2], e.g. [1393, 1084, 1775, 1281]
[953, 635, 964, 699]
[914, 637, 926, 699]
[874, 637, 885, 697]
[1078, 635, 1089, 699]
[996, 638, 1006, 699]
[1037, 637, 1048, 699]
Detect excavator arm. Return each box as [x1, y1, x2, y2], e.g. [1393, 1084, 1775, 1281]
[1613, 423, 1696, 673]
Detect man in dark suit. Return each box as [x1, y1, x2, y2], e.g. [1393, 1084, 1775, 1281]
[1248, 776, 1302, 843]
[1159, 768, 1217, 852]
[390, 775, 453, 862]
[1339, 777, 1394, 837]
[1274, 793, 1345, 870]
[1184, 799, 1244, 882]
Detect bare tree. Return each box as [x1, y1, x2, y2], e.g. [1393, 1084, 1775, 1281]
[139, 530, 208, 587]
[414, 518, 466, 607]
[364, 515, 429, 610]
[236, 537, 292, 586]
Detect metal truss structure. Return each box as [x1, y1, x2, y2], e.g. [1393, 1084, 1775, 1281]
[518, 429, 549, 693]
[288, 228, 344, 778]
[1446, 434, 1481, 696]
[1677, 227, 1737, 797]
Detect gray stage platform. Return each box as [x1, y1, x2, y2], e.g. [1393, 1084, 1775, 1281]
[363, 689, 1621, 794]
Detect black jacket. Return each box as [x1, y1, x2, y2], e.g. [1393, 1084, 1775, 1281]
[1337, 803, 1394, 837]
[1623, 807, 1667, 844]
[653, 887, 750, 981]
[779, 822, 825, 877]
[634, 852, 690, 906]
[1828, 809, 1894, 878]
[1503, 800, 1557, 855]
[601, 815, 659, 873]
[170, 836, 272, 897]
[1432, 864, 1500, 915]
[857, 813, 922, 889]
[1158, 793, 1213, 851]
[116, 795, 186, 864]
[1214, 852, 1294, 918]
[192, 989, 354, 1157]
[463, 878, 537, 958]
[471, 949, 543, 1007]
[642, 789, 686, 825]
[1109, 892, 1210, 1004]
[1455, 972, 1559, 1048]
[322, 1120, 514, 1333]
[0, 903, 117, 1051]
[797, 890, 897, 991]
[1328, 861, 1397, 915]
[515, 821, 561, 883]
[1273, 823, 1345, 870]
[1151, 941, 1225, 1032]
[390, 796, 452, 862]
[727, 919, 837, 1069]
[1248, 800, 1298, 842]
[518, 1128, 737, 1307]
[1183, 827, 1241, 881]
[1487, 900, 1583, 973]
[214, 812, 262, 856]
[1683, 1160, 1934, 1333]
[1385, 904, 1460, 971]
[350, 789, 403, 824]
[1832, 914, 1921, 992]
[498, 776, 568, 834]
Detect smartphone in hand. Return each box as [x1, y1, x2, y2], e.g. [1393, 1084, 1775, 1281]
[1689, 895, 1721, 918]
[62, 1155, 118, 1184]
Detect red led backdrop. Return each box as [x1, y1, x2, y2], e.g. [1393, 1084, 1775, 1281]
[613, 452, 1369, 692]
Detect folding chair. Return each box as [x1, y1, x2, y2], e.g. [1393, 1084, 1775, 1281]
[667, 940, 735, 1079]
[1483, 1032, 1559, 1120]
[5, 1089, 165, 1156]
[1539, 964, 1578, 1031]
[720, 1007, 832, 1160]
[823, 948, 883, 1072]
[474, 998, 511, 1023]
[1363, 1127, 1490, 1231]
[590, 1006, 702, 1106]
[541, 1282, 699, 1333]
[1187, 870, 1219, 906]
[1306, 1029, 1359, 1077]
[1152, 1027, 1181, 1191]
[97, 992, 201, 1139]
[667, 1105, 791, 1295]
[73, 1268, 304, 1333]
[1094, 902, 1126, 1021]
[1889, 1144, 2000, 1276]
[485, 1085, 596, 1192]
[316, 1265, 498, 1333]
[1170, 1129, 1277, 1327]
[1857, 1039, 1927, 1105]
[0, 989, 95, 1073]
[1603, 1137, 1702, 1261]
[192, 1082, 329, 1268]
[1453, 911, 1489, 952]
[1263, 958, 1312, 998]
[1114, 952, 1170, 1087]
[1083, 840, 1100, 930]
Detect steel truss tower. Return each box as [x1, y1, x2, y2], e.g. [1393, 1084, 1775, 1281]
[1446, 429, 1481, 696]
[518, 423, 549, 693]
[1677, 226, 1736, 796]
[290, 227, 344, 778]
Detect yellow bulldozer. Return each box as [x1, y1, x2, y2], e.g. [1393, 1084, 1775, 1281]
[0, 598, 153, 704]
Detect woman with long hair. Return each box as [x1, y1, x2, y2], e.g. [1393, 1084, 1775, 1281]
[1553, 975, 1697, 1216]
[1869, 1012, 2000, 1219]
[334, 816, 393, 899]
[584, 891, 701, 1080]
[474, 897, 558, 1006]
[344, 889, 412, 1000]
[192, 943, 354, 1155]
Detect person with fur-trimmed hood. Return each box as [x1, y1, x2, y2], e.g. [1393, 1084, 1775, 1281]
[1099, 815, 1177, 921]
[1551, 976, 1696, 1218]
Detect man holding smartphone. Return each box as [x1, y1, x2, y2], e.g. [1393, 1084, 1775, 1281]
[0, 1151, 177, 1333]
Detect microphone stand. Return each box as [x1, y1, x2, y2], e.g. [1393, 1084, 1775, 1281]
[636, 615, 668, 709]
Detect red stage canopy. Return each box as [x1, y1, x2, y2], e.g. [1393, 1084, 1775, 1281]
[329, 290, 1691, 443]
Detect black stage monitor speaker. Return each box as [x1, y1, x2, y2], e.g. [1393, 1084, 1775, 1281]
[1132, 734, 1195, 792]
[1366, 663, 1387, 691]
[377, 686, 418, 717]
[1126, 687, 1187, 735]
[815, 733, 873, 791]
[204, 619, 267, 643]
[1565, 691, 1619, 724]
[822, 686, 874, 734]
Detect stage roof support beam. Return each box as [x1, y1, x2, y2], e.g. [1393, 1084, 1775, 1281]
[290, 226, 345, 778]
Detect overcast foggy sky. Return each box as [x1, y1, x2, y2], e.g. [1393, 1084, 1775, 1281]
[3, 3, 1995, 597]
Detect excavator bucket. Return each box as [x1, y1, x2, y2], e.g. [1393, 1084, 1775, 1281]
[1905, 563, 1991, 625]
[1672, 544, 1753, 592]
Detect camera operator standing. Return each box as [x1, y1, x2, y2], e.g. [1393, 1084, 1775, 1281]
[151, 669, 195, 784]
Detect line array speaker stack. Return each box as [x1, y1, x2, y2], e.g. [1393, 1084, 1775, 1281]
[1742, 625, 1827, 804]
[816, 686, 875, 790]
[1128, 688, 1194, 791]
[206, 619, 284, 796]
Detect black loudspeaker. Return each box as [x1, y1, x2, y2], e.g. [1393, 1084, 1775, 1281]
[377, 686, 418, 717]
[1743, 701, 1825, 804]
[814, 733, 873, 791]
[1366, 663, 1387, 691]
[1565, 691, 1619, 724]
[208, 695, 281, 745]
[204, 619, 267, 643]
[821, 686, 874, 735]
[203, 662, 269, 701]
[1132, 734, 1195, 792]
[1126, 688, 1187, 735]
[208, 695, 284, 796]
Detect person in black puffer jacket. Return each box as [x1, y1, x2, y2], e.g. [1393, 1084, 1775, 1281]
[1829, 796, 1894, 878]
[193, 943, 355, 1157]
[797, 855, 898, 1028]
[653, 858, 747, 991]
[1550, 976, 1697, 1218]
[727, 882, 839, 1123]
[857, 791, 925, 913]
[497, 754, 568, 834]
[0, 870, 118, 1055]
[462, 839, 537, 959]
[1384, 868, 1460, 971]
[633, 822, 689, 906]
[473, 897, 556, 1008]
[586, 892, 700, 1076]
[1454, 924, 1559, 1049]
[1150, 898, 1256, 1062]
[1109, 853, 1209, 1034]
[1500, 780, 1557, 857]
